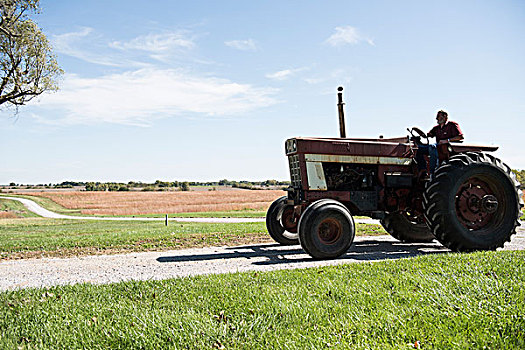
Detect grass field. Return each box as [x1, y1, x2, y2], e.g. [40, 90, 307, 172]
[1, 251, 523, 349]
[0, 218, 387, 260]
[12, 190, 286, 216]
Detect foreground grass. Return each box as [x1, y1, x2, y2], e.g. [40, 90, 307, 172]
[0, 218, 386, 259]
[1, 251, 523, 349]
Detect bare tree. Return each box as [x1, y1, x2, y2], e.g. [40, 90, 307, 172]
[0, 0, 62, 109]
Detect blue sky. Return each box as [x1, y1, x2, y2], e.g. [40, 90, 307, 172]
[1, 0, 524, 184]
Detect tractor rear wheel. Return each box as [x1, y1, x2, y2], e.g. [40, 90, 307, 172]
[298, 199, 355, 259]
[423, 152, 523, 251]
[266, 196, 299, 245]
[380, 212, 435, 243]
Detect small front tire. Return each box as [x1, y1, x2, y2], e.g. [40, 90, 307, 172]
[298, 199, 355, 259]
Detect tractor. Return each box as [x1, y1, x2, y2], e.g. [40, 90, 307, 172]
[266, 87, 523, 259]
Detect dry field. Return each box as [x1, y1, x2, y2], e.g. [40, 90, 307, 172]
[20, 189, 286, 216]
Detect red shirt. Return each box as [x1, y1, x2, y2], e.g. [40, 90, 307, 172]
[428, 121, 463, 142]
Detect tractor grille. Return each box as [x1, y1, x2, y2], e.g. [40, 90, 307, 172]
[288, 155, 302, 188]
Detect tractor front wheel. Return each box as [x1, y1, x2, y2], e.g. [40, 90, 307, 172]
[266, 196, 299, 245]
[298, 199, 355, 259]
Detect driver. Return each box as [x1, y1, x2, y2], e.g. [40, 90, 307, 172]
[416, 110, 464, 178]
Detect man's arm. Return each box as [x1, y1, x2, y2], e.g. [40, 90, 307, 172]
[439, 134, 464, 144]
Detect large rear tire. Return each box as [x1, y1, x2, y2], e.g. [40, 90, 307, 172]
[266, 196, 299, 245]
[423, 152, 523, 251]
[298, 199, 355, 259]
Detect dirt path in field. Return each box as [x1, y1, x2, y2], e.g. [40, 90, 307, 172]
[0, 195, 380, 224]
[1, 227, 523, 291]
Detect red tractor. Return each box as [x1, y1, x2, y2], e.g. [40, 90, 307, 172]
[266, 87, 523, 259]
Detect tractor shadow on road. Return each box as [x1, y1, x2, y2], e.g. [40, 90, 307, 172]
[157, 238, 450, 265]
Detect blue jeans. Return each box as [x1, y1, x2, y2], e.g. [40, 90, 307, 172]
[416, 143, 439, 175]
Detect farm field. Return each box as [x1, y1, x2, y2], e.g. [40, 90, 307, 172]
[1, 251, 524, 349]
[5, 189, 286, 216]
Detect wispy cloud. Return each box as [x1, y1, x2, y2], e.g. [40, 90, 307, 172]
[224, 39, 258, 51]
[303, 77, 325, 84]
[110, 32, 196, 63]
[303, 68, 355, 90]
[52, 28, 197, 66]
[110, 32, 195, 53]
[52, 27, 124, 66]
[30, 69, 278, 126]
[266, 67, 308, 81]
[325, 26, 374, 47]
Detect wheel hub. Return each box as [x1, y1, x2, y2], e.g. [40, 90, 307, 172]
[481, 195, 498, 214]
[317, 218, 342, 245]
[281, 206, 298, 233]
[455, 177, 502, 230]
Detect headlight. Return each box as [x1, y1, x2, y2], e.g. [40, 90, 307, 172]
[285, 139, 297, 154]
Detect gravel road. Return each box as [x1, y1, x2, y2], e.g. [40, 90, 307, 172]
[1, 195, 523, 291]
[1, 227, 523, 292]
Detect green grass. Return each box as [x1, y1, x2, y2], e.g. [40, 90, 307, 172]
[0, 198, 39, 218]
[0, 218, 389, 259]
[1, 251, 523, 349]
[0, 218, 269, 259]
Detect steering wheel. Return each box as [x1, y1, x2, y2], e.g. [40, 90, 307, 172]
[408, 127, 429, 145]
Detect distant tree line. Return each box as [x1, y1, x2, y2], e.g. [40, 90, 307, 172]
[3, 179, 291, 191]
[218, 179, 290, 189]
[85, 182, 129, 191]
[82, 179, 290, 191]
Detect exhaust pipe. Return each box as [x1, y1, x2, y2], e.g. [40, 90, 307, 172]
[337, 86, 346, 138]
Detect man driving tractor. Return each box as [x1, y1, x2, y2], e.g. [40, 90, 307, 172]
[416, 109, 464, 178]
